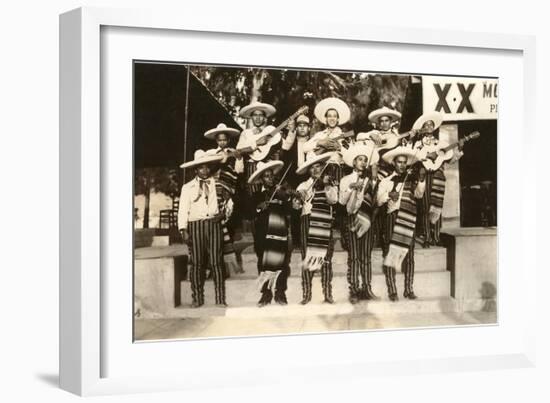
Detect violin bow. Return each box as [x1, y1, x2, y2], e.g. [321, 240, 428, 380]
[268, 162, 294, 203]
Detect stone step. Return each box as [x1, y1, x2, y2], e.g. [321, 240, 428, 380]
[164, 296, 458, 319]
[180, 270, 450, 307]
[239, 246, 447, 275]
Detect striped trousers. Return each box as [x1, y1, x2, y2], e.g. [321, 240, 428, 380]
[418, 170, 442, 244]
[344, 214, 375, 296]
[381, 211, 415, 296]
[300, 214, 334, 301]
[187, 218, 226, 305]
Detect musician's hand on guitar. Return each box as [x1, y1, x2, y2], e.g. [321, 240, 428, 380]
[349, 182, 363, 190]
[256, 136, 269, 146]
[257, 201, 268, 211]
[370, 132, 383, 146]
[389, 191, 399, 202]
[322, 175, 332, 186]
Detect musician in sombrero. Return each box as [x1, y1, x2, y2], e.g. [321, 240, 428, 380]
[249, 160, 294, 307]
[292, 152, 338, 305]
[236, 102, 296, 197]
[357, 106, 416, 177]
[339, 143, 381, 303]
[410, 112, 464, 247]
[178, 150, 229, 308]
[303, 97, 353, 249]
[204, 123, 244, 274]
[376, 146, 426, 301]
[303, 97, 352, 184]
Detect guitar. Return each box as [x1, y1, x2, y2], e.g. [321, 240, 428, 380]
[359, 127, 429, 151]
[313, 130, 356, 155]
[248, 106, 309, 161]
[417, 131, 480, 171]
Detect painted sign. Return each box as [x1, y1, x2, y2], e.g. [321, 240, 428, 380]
[422, 77, 498, 120]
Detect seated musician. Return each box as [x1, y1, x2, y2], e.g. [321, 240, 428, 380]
[248, 160, 293, 307]
[204, 123, 243, 274]
[177, 150, 229, 308]
[410, 112, 463, 247]
[292, 152, 338, 305]
[339, 143, 380, 303]
[376, 147, 426, 301]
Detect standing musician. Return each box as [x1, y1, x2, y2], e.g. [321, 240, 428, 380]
[283, 114, 312, 248]
[248, 161, 294, 307]
[303, 97, 352, 250]
[339, 143, 381, 303]
[376, 147, 426, 301]
[303, 97, 352, 185]
[292, 153, 338, 305]
[357, 106, 406, 177]
[236, 101, 296, 198]
[410, 112, 464, 247]
[178, 150, 228, 308]
[204, 123, 243, 274]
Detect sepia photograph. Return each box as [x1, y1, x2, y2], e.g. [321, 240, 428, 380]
[132, 61, 498, 341]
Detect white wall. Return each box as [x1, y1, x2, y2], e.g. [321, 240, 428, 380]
[1, 1, 548, 402]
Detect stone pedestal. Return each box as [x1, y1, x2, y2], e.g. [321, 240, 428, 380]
[442, 227, 497, 312]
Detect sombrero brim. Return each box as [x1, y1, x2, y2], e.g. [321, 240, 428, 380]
[314, 97, 351, 125]
[381, 147, 418, 166]
[239, 103, 276, 118]
[204, 127, 240, 140]
[295, 152, 332, 175]
[342, 145, 380, 167]
[179, 155, 224, 169]
[412, 112, 443, 131]
[368, 108, 402, 123]
[247, 160, 284, 184]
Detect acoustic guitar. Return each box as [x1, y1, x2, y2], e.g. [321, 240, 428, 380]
[248, 106, 309, 161]
[313, 130, 356, 155]
[416, 131, 480, 171]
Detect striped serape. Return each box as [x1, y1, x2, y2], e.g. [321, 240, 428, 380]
[302, 189, 334, 272]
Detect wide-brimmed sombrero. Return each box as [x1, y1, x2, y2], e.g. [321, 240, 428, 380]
[247, 160, 284, 184]
[368, 106, 402, 124]
[239, 102, 276, 119]
[412, 112, 443, 131]
[342, 143, 380, 167]
[179, 149, 224, 169]
[381, 146, 418, 166]
[314, 97, 351, 125]
[295, 152, 332, 176]
[204, 123, 240, 140]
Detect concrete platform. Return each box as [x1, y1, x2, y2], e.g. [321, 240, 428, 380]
[134, 309, 496, 341]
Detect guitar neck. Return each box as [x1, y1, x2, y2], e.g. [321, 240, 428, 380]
[259, 109, 306, 141]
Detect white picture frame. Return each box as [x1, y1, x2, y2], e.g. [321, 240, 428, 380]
[59, 6, 537, 396]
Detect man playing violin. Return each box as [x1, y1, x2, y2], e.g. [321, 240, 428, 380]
[248, 161, 294, 307]
[376, 147, 426, 301]
[293, 153, 338, 305]
[339, 144, 381, 303]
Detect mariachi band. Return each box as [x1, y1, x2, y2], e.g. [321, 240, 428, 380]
[178, 98, 471, 308]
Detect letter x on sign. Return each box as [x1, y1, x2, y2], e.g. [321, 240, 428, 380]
[434, 83, 475, 114]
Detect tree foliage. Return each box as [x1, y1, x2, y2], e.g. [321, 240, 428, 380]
[190, 66, 409, 133]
